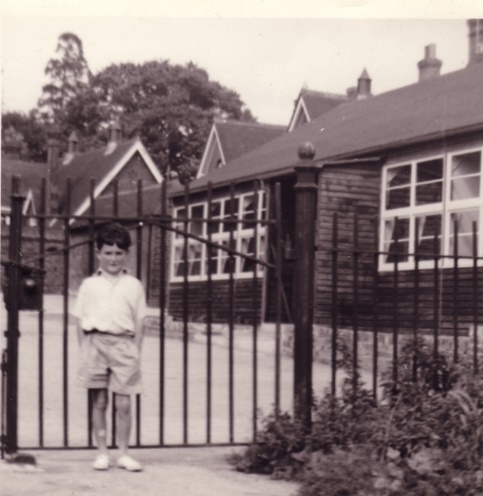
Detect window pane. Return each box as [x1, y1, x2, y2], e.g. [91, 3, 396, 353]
[451, 151, 481, 177]
[451, 177, 480, 201]
[449, 210, 479, 257]
[240, 237, 256, 272]
[190, 205, 204, 236]
[208, 202, 221, 234]
[222, 198, 239, 232]
[222, 239, 236, 273]
[384, 218, 409, 263]
[241, 195, 256, 229]
[175, 208, 186, 238]
[188, 244, 202, 275]
[386, 187, 410, 210]
[415, 215, 441, 260]
[417, 159, 443, 183]
[387, 165, 411, 187]
[416, 182, 442, 205]
[416, 159, 443, 205]
[173, 246, 185, 277]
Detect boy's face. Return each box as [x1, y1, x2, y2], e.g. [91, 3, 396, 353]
[96, 243, 128, 276]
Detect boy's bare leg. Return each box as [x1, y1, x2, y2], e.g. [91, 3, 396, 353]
[115, 394, 142, 471]
[115, 394, 132, 456]
[91, 389, 109, 455]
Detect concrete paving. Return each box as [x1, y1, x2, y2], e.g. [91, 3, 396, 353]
[1, 296, 302, 495]
[1, 447, 298, 496]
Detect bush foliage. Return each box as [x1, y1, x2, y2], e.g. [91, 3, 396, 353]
[229, 338, 483, 496]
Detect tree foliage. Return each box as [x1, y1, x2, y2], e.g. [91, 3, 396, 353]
[64, 60, 255, 177]
[1, 111, 47, 162]
[10, 32, 255, 179]
[38, 32, 91, 124]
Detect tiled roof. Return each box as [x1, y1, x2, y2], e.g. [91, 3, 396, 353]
[57, 138, 139, 214]
[173, 63, 483, 195]
[215, 120, 285, 163]
[70, 183, 163, 227]
[1, 158, 47, 207]
[299, 89, 347, 120]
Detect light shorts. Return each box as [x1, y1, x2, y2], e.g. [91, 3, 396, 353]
[78, 331, 142, 395]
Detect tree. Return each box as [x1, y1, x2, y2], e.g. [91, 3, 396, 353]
[64, 60, 255, 177]
[37, 32, 91, 125]
[1, 111, 48, 162]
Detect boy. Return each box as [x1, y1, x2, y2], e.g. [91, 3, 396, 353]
[74, 223, 147, 471]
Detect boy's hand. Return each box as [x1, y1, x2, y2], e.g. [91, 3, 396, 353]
[76, 319, 85, 347]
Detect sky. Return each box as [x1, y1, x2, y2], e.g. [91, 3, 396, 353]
[1, 1, 483, 126]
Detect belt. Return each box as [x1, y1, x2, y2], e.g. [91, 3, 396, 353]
[84, 329, 134, 338]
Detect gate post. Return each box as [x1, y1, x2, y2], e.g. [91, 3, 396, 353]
[5, 175, 25, 455]
[292, 143, 320, 430]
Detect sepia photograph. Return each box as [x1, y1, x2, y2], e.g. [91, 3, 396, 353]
[1, 1, 483, 495]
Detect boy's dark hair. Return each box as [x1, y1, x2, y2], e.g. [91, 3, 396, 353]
[96, 223, 131, 250]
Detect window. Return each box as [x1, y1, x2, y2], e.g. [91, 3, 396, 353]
[171, 190, 267, 281]
[380, 148, 483, 269]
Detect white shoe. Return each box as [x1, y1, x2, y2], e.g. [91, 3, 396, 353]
[117, 455, 143, 472]
[92, 453, 110, 471]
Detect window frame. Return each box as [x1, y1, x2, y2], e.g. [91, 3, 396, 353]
[170, 190, 267, 282]
[379, 147, 483, 271]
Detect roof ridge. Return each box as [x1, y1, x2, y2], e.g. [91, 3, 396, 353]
[301, 88, 347, 100]
[215, 119, 284, 130]
[366, 63, 479, 101]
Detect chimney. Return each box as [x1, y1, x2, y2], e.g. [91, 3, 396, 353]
[62, 131, 78, 165]
[47, 127, 61, 214]
[105, 120, 122, 155]
[356, 69, 372, 99]
[417, 44, 442, 81]
[468, 19, 483, 65]
[346, 86, 357, 100]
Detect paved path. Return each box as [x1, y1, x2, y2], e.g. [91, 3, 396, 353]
[1, 447, 298, 496]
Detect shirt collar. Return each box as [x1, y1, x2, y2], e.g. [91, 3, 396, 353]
[96, 268, 128, 276]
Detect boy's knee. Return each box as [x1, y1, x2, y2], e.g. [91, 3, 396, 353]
[115, 395, 131, 415]
[92, 390, 108, 411]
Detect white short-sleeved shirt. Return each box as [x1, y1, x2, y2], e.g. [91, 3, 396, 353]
[73, 270, 147, 335]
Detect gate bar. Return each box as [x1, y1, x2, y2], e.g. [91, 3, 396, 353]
[452, 220, 459, 363]
[206, 182, 214, 443]
[159, 179, 167, 444]
[87, 179, 96, 447]
[331, 213, 338, 398]
[352, 214, 360, 395]
[391, 219, 400, 388]
[372, 218, 379, 400]
[135, 179, 143, 446]
[38, 178, 47, 446]
[182, 182, 190, 444]
[62, 179, 72, 446]
[472, 223, 479, 373]
[251, 181, 259, 441]
[274, 182, 282, 414]
[5, 175, 25, 455]
[228, 183, 236, 443]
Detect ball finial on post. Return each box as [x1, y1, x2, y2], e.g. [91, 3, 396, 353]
[298, 142, 316, 161]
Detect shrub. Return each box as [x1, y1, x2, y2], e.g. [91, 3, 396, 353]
[229, 336, 483, 496]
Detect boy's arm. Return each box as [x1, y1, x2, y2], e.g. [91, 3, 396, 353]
[134, 282, 147, 352]
[134, 316, 146, 352]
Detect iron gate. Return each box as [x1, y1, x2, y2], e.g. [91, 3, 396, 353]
[1, 175, 287, 454]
